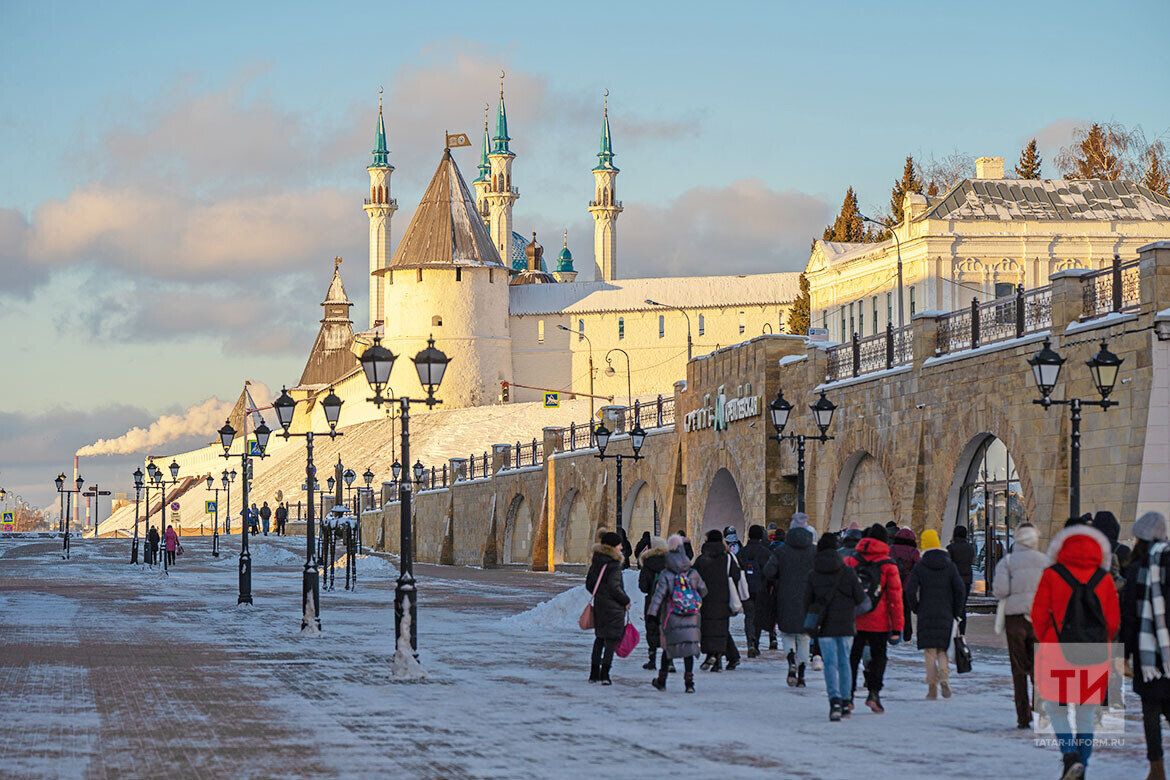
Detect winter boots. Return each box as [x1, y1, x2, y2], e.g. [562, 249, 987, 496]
[796, 663, 806, 688]
[926, 683, 938, 700]
[747, 643, 760, 659]
[786, 651, 798, 687]
[600, 665, 612, 686]
[865, 690, 885, 714]
[589, 662, 600, 683]
[701, 655, 714, 671]
[643, 648, 658, 671]
[829, 699, 843, 722]
[709, 657, 723, 672]
[1061, 752, 1084, 779]
[651, 670, 667, 691]
[684, 673, 695, 694]
[769, 634, 779, 651]
[939, 681, 952, 699]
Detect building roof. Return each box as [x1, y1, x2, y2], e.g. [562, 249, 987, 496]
[491, 83, 512, 156]
[386, 149, 505, 270]
[923, 178, 1170, 221]
[369, 94, 390, 169]
[508, 272, 802, 316]
[298, 262, 360, 388]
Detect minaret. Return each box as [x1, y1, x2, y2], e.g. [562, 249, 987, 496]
[588, 91, 622, 281]
[486, 73, 519, 265]
[553, 229, 577, 283]
[472, 104, 491, 226]
[363, 90, 397, 329]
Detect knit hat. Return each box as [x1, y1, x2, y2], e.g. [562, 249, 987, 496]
[1092, 511, 1121, 551]
[847, 521, 861, 531]
[791, 512, 811, 529]
[1014, 523, 1040, 550]
[920, 529, 941, 551]
[1134, 512, 1169, 542]
[817, 533, 839, 552]
[954, 525, 968, 539]
[648, 535, 668, 553]
[865, 523, 887, 540]
[724, 525, 740, 540]
[600, 531, 622, 547]
[705, 528, 724, 543]
[666, 533, 688, 552]
[748, 524, 765, 540]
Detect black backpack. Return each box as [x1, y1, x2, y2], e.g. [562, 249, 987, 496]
[1051, 563, 1109, 663]
[855, 557, 891, 616]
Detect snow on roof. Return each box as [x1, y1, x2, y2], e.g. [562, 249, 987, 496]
[924, 178, 1170, 221]
[508, 272, 802, 316]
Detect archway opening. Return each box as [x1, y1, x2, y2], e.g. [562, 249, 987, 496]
[623, 481, 656, 542]
[503, 494, 532, 565]
[702, 468, 745, 536]
[829, 451, 895, 532]
[558, 490, 593, 565]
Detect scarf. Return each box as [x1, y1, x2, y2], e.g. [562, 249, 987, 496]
[1138, 542, 1170, 683]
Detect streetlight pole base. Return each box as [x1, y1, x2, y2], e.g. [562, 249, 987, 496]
[394, 575, 418, 659]
[237, 550, 253, 605]
[302, 563, 321, 632]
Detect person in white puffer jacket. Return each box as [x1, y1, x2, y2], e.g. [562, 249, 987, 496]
[993, 522, 1049, 729]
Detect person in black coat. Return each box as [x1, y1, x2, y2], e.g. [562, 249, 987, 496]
[766, 522, 817, 686]
[147, 525, 161, 565]
[637, 536, 669, 671]
[585, 531, 631, 685]
[737, 525, 774, 658]
[617, 527, 633, 570]
[805, 533, 865, 721]
[633, 531, 652, 563]
[946, 526, 976, 634]
[906, 530, 965, 699]
[693, 529, 743, 671]
[675, 529, 694, 560]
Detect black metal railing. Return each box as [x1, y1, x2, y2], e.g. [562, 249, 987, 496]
[935, 284, 1053, 356]
[826, 324, 911, 382]
[1082, 256, 1140, 319]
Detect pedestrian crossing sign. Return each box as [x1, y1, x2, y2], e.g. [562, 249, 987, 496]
[205, 500, 217, 514]
[247, 438, 263, 456]
[543, 392, 560, 408]
[1, 511, 13, 531]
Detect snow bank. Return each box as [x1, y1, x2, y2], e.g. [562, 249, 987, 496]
[332, 553, 398, 578]
[214, 542, 303, 567]
[504, 569, 646, 632]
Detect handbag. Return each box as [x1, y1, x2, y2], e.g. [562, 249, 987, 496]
[994, 598, 1006, 635]
[616, 619, 641, 658]
[954, 632, 973, 674]
[726, 556, 745, 615]
[578, 563, 608, 630]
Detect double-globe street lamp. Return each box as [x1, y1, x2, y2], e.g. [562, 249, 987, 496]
[592, 414, 647, 532]
[222, 469, 237, 534]
[1027, 337, 1123, 522]
[272, 385, 343, 632]
[768, 390, 839, 515]
[205, 475, 227, 558]
[149, 460, 182, 573]
[359, 334, 450, 657]
[216, 415, 272, 605]
[131, 468, 144, 564]
[54, 472, 84, 559]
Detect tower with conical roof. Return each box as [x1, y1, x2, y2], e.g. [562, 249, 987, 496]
[363, 91, 398, 329]
[485, 74, 519, 264]
[472, 104, 491, 226]
[553, 229, 577, 283]
[299, 258, 360, 389]
[588, 92, 622, 281]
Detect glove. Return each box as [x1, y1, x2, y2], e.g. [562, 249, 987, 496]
[887, 632, 901, 646]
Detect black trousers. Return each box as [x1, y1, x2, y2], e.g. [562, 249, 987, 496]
[1005, 614, 1036, 727]
[591, 637, 618, 669]
[958, 580, 971, 635]
[745, 607, 759, 649]
[657, 651, 694, 681]
[1142, 696, 1170, 761]
[850, 631, 889, 696]
[165, 550, 176, 565]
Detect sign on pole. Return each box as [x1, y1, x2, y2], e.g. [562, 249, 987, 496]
[248, 439, 263, 457]
[543, 392, 560, 408]
[205, 500, 217, 514]
[1, 511, 14, 533]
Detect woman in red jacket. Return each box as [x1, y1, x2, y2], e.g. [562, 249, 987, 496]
[1031, 521, 1119, 780]
[846, 524, 905, 714]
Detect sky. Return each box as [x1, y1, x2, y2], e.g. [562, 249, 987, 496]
[1, 0, 1168, 510]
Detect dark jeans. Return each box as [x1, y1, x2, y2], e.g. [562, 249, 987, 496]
[1142, 696, 1170, 761]
[1005, 614, 1036, 727]
[591, 637, 617, 669]
[850, 631, 889, 696]
[657, 651, 694, 682]
[745, 604, 759, 649]
[165, 550, 176, 565]
[902, 596, 914, 642]
[958, 580, 972, 635]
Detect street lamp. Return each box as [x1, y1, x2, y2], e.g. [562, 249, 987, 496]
[205, 474, 225, 558]
[359, 334, 450, 657]
[221, 469, 237, 534]
[1028, 337, 1122, 521]
[131, 468, 143, 564]
[558, 324, 598, 426]
[645, 299, 693, 361]
[593, 410, 647, 532]
[54, 472, 83, 559]
[605, 348, 633, 408]
[769, 389, 838, 515]
[217, 405, 271, 605]
[273, 385, 342, 632]
[150, 462, 180, 572]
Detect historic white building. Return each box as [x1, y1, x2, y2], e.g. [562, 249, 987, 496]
[806, 156, 1170, 343]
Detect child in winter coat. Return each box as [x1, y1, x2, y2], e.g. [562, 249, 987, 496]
[845, 523, 905, 713]
[993, 522, 1049, 729]
[1032, 521, 1120, 779]
[805, 533, 865, 722]
[905, 529, 965, 700]
[638, 536, 669, 671]
[585, 530, 631, 685]
[648, 534, 707, 693]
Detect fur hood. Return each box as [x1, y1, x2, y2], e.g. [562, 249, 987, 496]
[639, 546, 667, 564]
[1047, 523, 1110, 567]
[592, 543, 623, 562]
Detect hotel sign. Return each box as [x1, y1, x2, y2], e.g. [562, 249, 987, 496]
[683, 385, 762, 433]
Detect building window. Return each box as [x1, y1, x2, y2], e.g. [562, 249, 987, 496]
[698, 314, 705, 336]
[489, 268, 494, 283]
[909, 286, 916, 317]
[658, 314, 665, 338]
[821, 311, 827, 330]
[455, 268, 462, 282]
[537, 320, 545, 343]
[577, 319, 585, 340]
[840, 310, 845, 341]
[886, 292, 893, 326]
[872, 296, 879, 335]
[994, 281, 1014, 300]
[738, 311, 745, 335]
[858, 307, 864, 339]
[618, 317, 625, 340]
[848, 303, 855, 338]
[431, 315, 442, 327]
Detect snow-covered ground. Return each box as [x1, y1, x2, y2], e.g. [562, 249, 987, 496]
[0, 535, 1151, 779]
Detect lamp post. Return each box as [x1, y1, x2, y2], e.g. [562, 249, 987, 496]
[645, 299, 693, 360]
[131, 468, 143, 564]
[592, 415, 647, 532]
[1027, 338, 1122, 522]
[768, 389, 838, 515]
[558, 324, 597, 427]
[361, 468, 375, 512]
[359, 334, 450, 656]
[605, 348, 633, 408]
[343, 467, 356, 511]
[55, 473, 83, 559]
[272, 385, 342, 632]
[151, 461, 181, 573]
[222, 469, 237, 534]
[205, 475, 225, 558]
[860, 214, 904, 335]
[217, 410, 272, 606]
[144, 461, 160, 564]
[82, 483, 111, 540]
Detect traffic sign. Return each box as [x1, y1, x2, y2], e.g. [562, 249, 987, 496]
[543, 392, 560, 408]
[171, 501, 180, 511]
[248, 438, 263, 456]
[205, 500, 217, 514]
[1, 510, 13, 532]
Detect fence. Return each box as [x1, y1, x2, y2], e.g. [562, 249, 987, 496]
[825, 324, 912, 382]
[1082, 256, 1141, 319]
[934, 284, 1053, 356]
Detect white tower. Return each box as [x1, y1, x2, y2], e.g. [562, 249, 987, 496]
[363, 91, 397, 328]
[588, 92, 622, 281]
[486, 75, 519, 264]
[472, 104, 491, 227]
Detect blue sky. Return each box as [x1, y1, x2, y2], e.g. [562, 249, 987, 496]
[1, 0, 1167, 508]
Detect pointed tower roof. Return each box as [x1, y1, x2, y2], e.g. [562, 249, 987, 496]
[474, 104, 491, 183]
[298, 259, 359, 388]
[593, 91, 618, 172]
[491, 73, 513, 156]
[387, 149, 505, 270]
[557, 229, 574, 273]
[370, 90, 391, 169]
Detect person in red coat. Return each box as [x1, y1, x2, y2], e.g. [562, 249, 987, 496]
[1031, 521, 1119, 779]
[845, 524, 905, 713]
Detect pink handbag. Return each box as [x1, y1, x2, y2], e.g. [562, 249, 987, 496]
[578, 564, 608, 630]
[615, 620, 641, 658]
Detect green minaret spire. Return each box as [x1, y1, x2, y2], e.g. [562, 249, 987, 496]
[491, 72, 512, 155]
[475, 104, 490, 183]
[370, 89, 389, 168]
[593, 89, 617, 172]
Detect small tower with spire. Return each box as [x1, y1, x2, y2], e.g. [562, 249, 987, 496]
[363, 90, 398, 329]
[472, 103, 491, 226]
[486, 73, 519, 264]
[553, 229, 577, 283]
[588, 91, 622, 281]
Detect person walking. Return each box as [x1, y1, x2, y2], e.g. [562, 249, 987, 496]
[260, 501, 272, 536]
[766, 515, 816, 685]
[164, 524, 179, 566]
[675, 530, 694, 560]
[249, 503, 260, 536]
[275, 502, 288, 536]
[1032, 520, 1120, 779]
[806, 533, 865, 721]
[585, 530, 631, 685]
[693, 529, 742, 672]
[634, 531, 652, 563]
[738, 524, 774, 658]
[890, 527, 920, 642]
[839, 525, 862, 562]
[147, 525, 160, 566]
[618, 527, 633, 570]
[846, 524, 904, 713]
[638, 536, 669, 671]
[947, 526, 976, 635]
[1121, 512, 1170, 780]
[649, 534, 708, 693]
[724, 526, 742, 556]
[905, 529, 965, 700]
[993, 522, 1049, 729]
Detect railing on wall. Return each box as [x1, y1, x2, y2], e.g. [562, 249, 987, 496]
[935, 284, 1053, 356]
[825, 324, 912, 382]
[1082, 256, 1140, 320]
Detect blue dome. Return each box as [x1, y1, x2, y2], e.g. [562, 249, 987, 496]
[556, 244, 574, 273]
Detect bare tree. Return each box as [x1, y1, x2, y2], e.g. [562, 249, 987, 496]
[1056, 122, 1170, 182]
[917, 151, 975, 195]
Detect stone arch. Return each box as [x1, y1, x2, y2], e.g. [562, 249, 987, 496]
[820, 422, 902, 532]
[701, 468, 745, 536]
[502, 493, 533, 565]
[622, 480, 657, 540]
[556, 488, 593, 565]
[942, 432, 1032, 544]
[828, 450, 896, 532]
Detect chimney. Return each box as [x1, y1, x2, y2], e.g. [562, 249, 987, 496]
[975, 156, 1005, 180]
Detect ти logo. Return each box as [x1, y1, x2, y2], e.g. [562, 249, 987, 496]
[1034, 642, 1125, 737]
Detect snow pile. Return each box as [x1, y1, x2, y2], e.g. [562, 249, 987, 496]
[215, 542, 303, 567]
[333, 553, 397, 578]
[391, 611, 427, 681]
[504, 569, 645, 632]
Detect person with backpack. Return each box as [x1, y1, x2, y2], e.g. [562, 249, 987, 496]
[649, 534, 708, 693]
[1120, 512, 1170, 780]
[993, 522, 1048, 729]
[585, 530, 631, 685]
[638, 536, 670, 671]
[805, 533, 865, 721]
[947, 526, 976, 635]
[890, 527, 920, 642]
[693, 529, 742, 672]
[738, 524, 774, 658]
[905, 529, 965, 700]
[846, 523, 904, 713]
[766, 514, 816, 685]
[1032, 520, 1120, 779]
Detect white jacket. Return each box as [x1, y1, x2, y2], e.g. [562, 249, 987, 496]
[992, 529, 1049, 617]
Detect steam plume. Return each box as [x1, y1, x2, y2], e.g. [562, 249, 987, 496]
[76, 397, 232, 457]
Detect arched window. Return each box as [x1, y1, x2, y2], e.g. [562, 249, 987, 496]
[431, 315, 442, 327]
[698, 314, 705, 336]
[618, 317, 625, 340]
[658, 314, 665, 338]
[577, 319, 585, 341]
[416, 268, 423, 282]
[455, 268, 462, 282]
[537, 320, 545, 343]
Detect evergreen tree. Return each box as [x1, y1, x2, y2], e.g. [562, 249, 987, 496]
[1142, 144, 1169, 196]
[786, 273, 811, 335]
[1060, 123, 1123, 180]
[889, 156, 923, 223]
[822, 187, 874, 242]
[1015, 138, 1043, 179]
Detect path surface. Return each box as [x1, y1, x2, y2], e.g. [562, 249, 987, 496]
[0, 536, 1151, 779]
